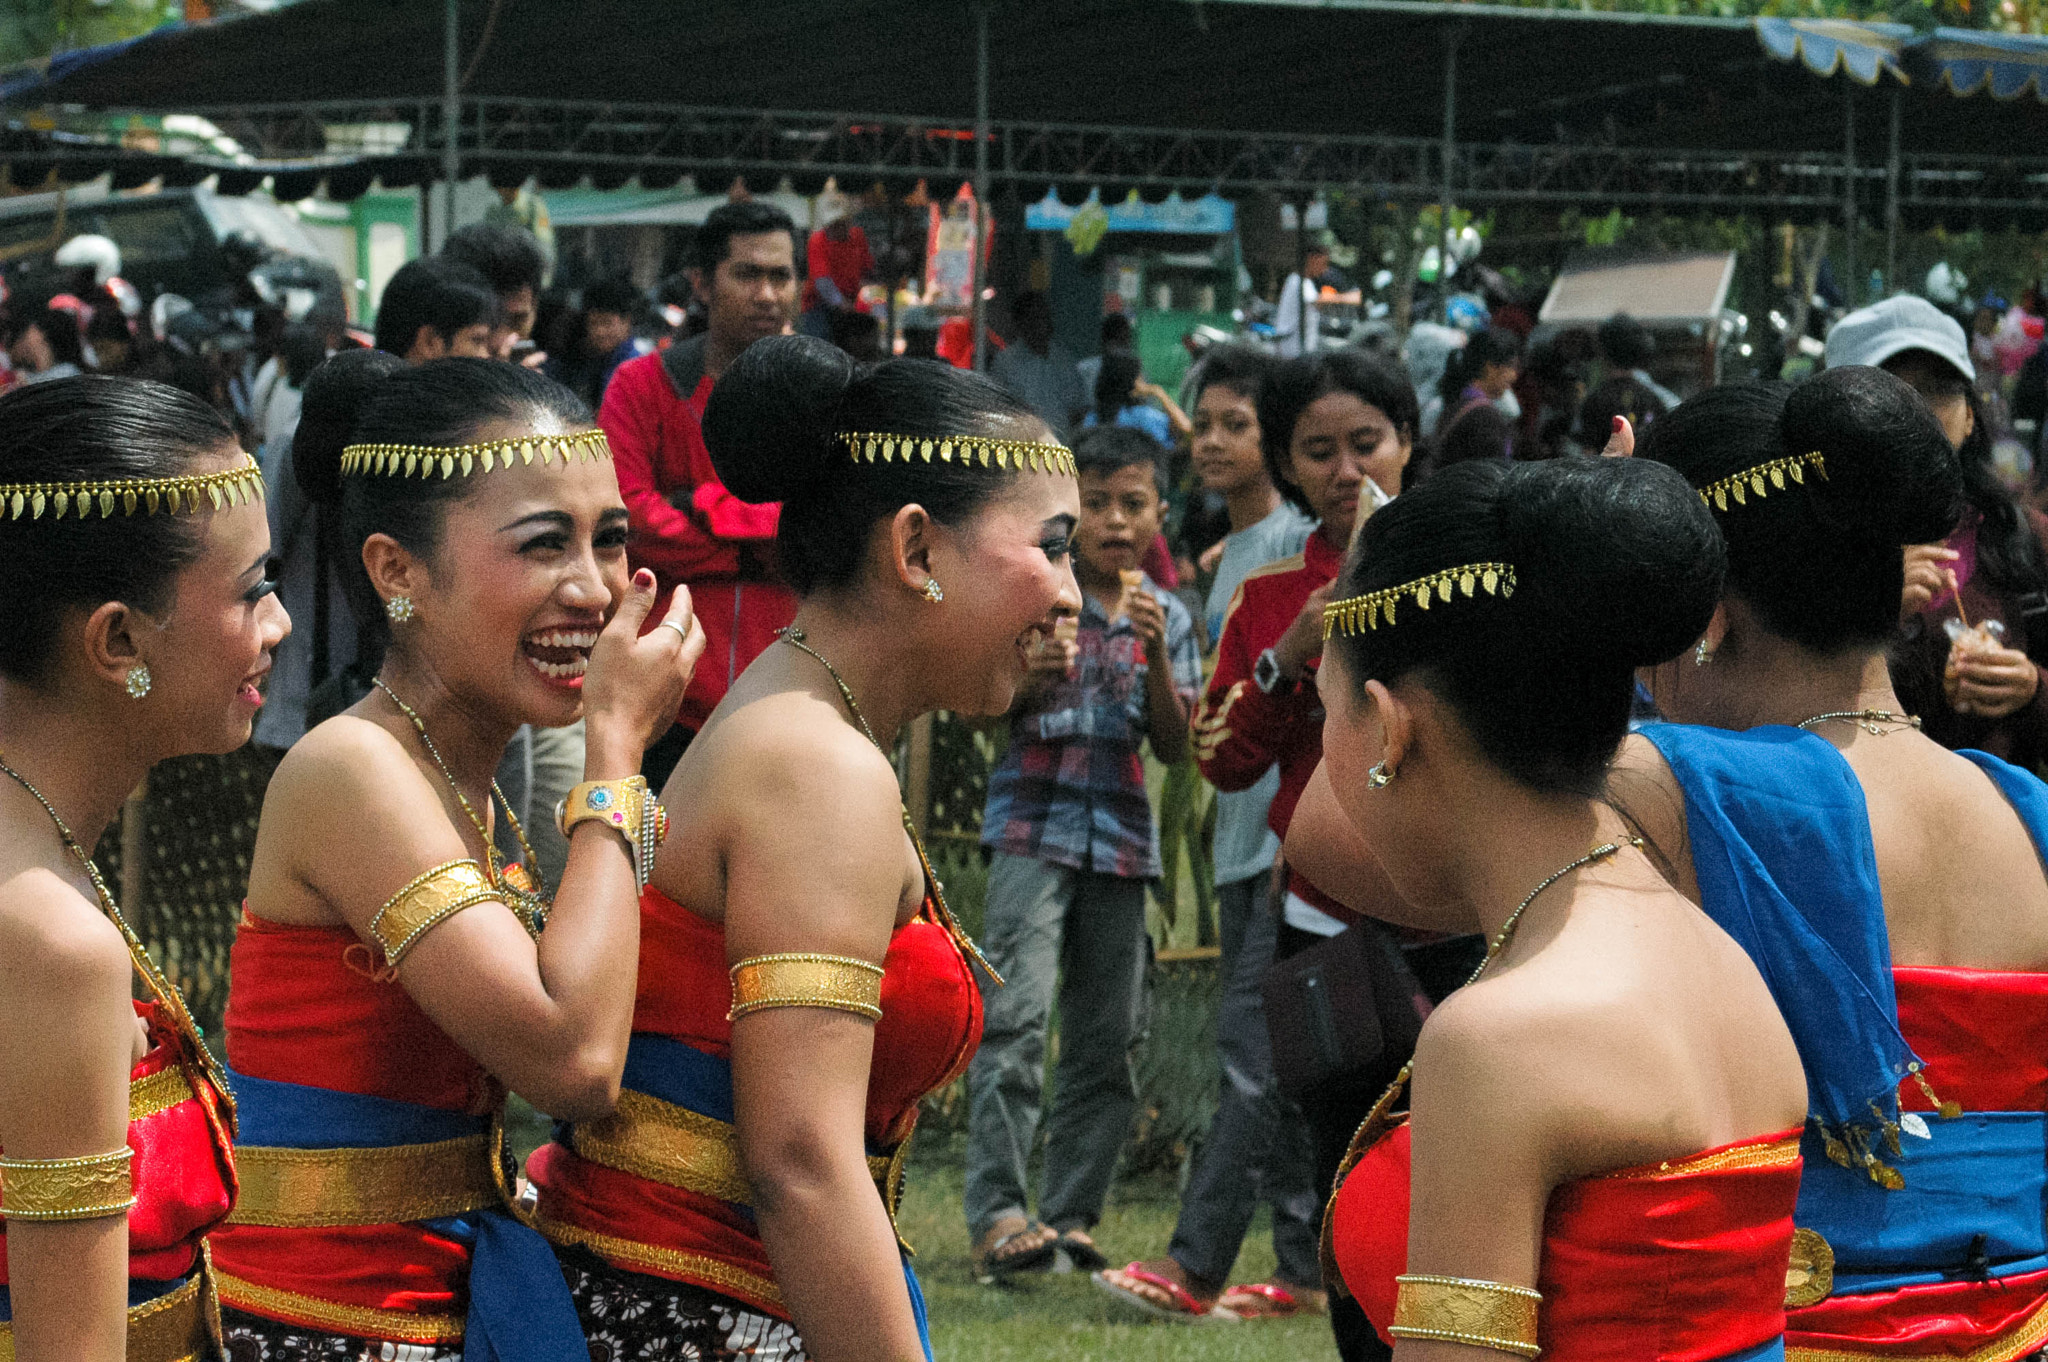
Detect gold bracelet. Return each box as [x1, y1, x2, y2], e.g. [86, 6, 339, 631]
[1391, 1274, 1543, 1358]
[0, 1146, 135, 1221]
[729, 953, 885, 1022]
[556, 777, 668, 890]
[368, 860, 502, 967]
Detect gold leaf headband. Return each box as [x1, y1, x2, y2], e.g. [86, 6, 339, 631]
[0, 454, 265, 522]
[339, 429, 612, 480]
[1697, 452, 1827, 513]
[1323, 562, 1517, 639]
[836, 430, 1077, 478]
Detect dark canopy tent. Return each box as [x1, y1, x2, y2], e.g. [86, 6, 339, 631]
[5, 0, 2048, 226]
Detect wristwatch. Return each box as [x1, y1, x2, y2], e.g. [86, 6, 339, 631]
[1253, 647, 1289, 694]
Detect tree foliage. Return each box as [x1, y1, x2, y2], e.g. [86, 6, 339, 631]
[0, 0, 183, 72]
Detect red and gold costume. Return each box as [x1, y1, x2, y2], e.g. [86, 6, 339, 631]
[209, 909, 500, 1346]
[526, 883, 982, 1320]
[0, 1001, 238, 1358]
[1785, 967, 2048, 1362]
[1334, 1119, 1804, 1361]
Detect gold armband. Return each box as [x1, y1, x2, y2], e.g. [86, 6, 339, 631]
[0, 1147, 135, 1221]
[729, 953, 884, 1022]
[1391, 1274, 1543, 1358]
[556, 777, 668, 890]
[369, 860, 502, 967]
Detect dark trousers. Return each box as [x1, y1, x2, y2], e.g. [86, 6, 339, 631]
[1165, 875, 1321, 1290]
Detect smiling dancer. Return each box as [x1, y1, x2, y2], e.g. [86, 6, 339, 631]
[527, 335, 1081, 1361]
[208, 352, 702, 1361]
[0, 376, 278, 1362]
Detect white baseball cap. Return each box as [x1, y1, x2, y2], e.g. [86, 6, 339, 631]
[1824, 295, 1975, 383]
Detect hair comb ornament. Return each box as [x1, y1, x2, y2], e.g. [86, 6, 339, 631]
[0, 454, 265, 521]
[1697, 452, 1827, 513]
[340, 429, 612, 480]
[835, 431, 1077, 478]
[1323, 562, 1517, 639]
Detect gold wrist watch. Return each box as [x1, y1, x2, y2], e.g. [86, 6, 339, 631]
[556, 776, 668, 889]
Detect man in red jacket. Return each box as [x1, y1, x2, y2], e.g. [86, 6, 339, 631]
[600, 200, 800, 784]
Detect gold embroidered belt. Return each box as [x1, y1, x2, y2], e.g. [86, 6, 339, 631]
[225, 1133, 501, 1229]
[0, 1267, 212, 1362]
[568, 1088, 911, 1240]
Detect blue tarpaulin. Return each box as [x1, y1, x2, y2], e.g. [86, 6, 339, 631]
[1757, 15, 2048, 104]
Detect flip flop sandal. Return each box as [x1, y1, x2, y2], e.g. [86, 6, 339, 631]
[972, 1222, 1058, 1284]
[1217, 1281, 1325, 1318]
[1092, 1264, 1236, 1323]
[1055, 1230, 1110, 1272]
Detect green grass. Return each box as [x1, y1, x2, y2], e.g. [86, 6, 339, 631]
[898, 1153, 1334, 1361]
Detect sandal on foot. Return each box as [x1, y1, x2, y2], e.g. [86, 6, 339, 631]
[1217, 1280, 1328, 1318]
[971, 1220, 1058, 1284]
[1092, 1263, 1235, 1322]
[1055, 1229, 1110, 1272]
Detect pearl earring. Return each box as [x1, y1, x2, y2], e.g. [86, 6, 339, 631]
[922, 579, 945, 604]
[1694, 639, 1714, 667]
[125, 664, 152, 700]
[1366, 761, 1394, 789]
[385, 595, 416, 624]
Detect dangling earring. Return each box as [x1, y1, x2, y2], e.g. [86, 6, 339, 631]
[1366, 761, 1395, 789]
[385, 595, 416, 624]
[1694, 638, 1714, 667]
[921, 579, 945, 604]
[125, 664, 152, 700]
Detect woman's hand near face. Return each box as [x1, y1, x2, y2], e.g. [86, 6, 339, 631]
[579, 571, 705, 774]
[1901, 546, 1960, 622]
[1273, 583, 1335, 679]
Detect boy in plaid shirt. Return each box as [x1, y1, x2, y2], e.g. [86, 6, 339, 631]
[965, 426, 1203, 1280]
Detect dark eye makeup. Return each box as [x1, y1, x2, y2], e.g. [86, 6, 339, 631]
[243, 557, 282, 603]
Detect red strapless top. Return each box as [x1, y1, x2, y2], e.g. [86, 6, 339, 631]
[1787, 967, 2048, 1361]
[209, 909, 499, 1325]
[528, 884, 983, 1315]
[1335, 1121, 1803, 1362]
[0, 1001, 236, 1287]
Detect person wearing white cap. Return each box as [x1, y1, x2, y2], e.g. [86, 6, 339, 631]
[1828, 295, 2048, 764]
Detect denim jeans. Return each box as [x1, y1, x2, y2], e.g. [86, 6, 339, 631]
[963, 852, 1150, 1242]
[1166, 874, 1321, 1290]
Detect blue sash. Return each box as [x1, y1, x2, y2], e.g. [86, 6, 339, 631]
[1641, 724, 1918, 1181]
[602, 1033, 935, 1362]
[1719, 1338, 1786, 1362]
[228, 1068, 587, 1362]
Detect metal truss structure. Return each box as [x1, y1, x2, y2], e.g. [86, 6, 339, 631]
[37, 96, 2048, 220]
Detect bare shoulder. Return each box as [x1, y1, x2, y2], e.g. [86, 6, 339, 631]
[701, 691, 906, 839]
[695, 692, 915, 959]
[0, 865, 130, 1001]
[1410, 968, 1640, 1174]
[270, 712, 423, 806]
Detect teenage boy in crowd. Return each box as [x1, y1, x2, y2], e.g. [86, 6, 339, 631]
[965, 426, 1203, 1284]
[441, 221, 548, 363]
[372, 257, 497, 362]
[1097, 345, 1325, 1319]
[601, 200, 801, 786]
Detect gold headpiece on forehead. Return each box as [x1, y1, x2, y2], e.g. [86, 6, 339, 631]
[0, 453, 264, 522]
[339, 429, 612, 481]
[1697, 451, 1827, 513]
[1322, 562, 1517, 639]
[835, 430, 1077, 478]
